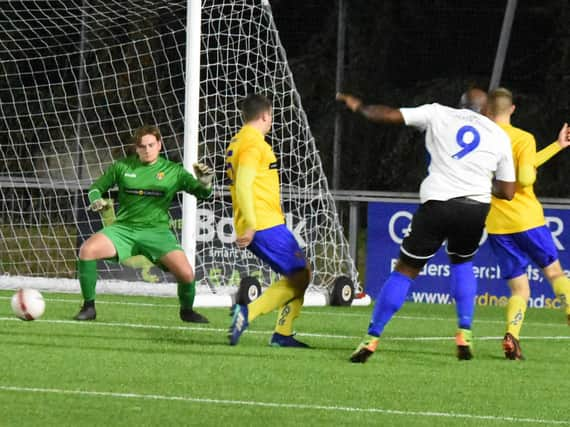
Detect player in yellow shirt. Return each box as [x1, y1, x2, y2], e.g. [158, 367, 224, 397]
[486, 88, 570, 359]
[226, 94, 311, 347]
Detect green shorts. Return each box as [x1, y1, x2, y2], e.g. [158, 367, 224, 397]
[99, 223, 182, 265]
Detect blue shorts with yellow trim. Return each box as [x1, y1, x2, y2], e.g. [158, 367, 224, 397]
[488, 225, 558, 280]
[248, 224, 307, 276]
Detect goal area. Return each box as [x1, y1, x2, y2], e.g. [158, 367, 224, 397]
[0, 0, 360, 306]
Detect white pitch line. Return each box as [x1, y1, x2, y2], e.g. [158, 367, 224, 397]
[0, 316, 225, 333]
[303, 310, 568, 329]
[0, 295, 179, 308]
[0, 317, 569, 342]
[0, 385, 567, 425]
[0, 295, 566, 328]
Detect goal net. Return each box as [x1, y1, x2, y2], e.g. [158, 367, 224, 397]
[0, 0, 359, 305]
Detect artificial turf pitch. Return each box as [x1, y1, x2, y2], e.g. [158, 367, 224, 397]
[0, 289, 568, 426]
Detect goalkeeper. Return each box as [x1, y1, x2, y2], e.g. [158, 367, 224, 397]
[227, 94, 312, 348]
[485, 88, 570, 360]
[74, 125, 213, 323]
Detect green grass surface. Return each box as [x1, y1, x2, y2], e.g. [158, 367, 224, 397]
[1, 290, 569, 426]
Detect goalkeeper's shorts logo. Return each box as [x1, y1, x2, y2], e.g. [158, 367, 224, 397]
[269, 161, 278, 170]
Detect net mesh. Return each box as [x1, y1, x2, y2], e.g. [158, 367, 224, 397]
[0, 0, 358, 297]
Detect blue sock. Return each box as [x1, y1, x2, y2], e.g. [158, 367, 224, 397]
[367, 271, 413, 337]
[450, 262, 476, 329]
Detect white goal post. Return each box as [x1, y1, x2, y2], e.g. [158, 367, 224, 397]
[0, 0, 361, 306]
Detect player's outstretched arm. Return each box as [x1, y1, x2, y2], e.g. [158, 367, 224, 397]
[180, 165, 213, 200]
[86, 164, 118, 212]
[556, 122, 570, 149]
[535, 123, 570, 168]
[336, 93, 404, 124]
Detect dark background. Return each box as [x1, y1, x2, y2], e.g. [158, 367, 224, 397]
[271, 0, 570, 197]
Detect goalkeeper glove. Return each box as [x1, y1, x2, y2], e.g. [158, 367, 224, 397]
[88, 198, 109, 212]
[193, 162, 214, 189]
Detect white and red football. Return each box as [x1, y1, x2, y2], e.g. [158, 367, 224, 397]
[11, 288, 45, 321]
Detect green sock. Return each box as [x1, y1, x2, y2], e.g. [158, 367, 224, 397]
[78, 259, 97, 302]
[177, 281, 196, 309]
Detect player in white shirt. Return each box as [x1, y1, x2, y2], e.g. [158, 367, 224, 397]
[337, 88, 515, 363]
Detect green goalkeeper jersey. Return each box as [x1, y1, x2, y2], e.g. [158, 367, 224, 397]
[88, 155, 212, 227]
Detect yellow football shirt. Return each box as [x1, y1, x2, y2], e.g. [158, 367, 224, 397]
[226, 124, 284, 235]
[486, 123, 545, 234]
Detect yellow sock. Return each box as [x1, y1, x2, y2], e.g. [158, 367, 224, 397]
[248, 278, 299, 322]
[552, 275, 570, 315]
[274, 297, 303, 336]
[505, 295, 527, 339]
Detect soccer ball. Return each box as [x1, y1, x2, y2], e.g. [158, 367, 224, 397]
[11, 288, 45, 321]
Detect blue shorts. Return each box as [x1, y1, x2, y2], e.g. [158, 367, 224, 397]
[247, 224, 307, 276]
[488, 225, 558, 280]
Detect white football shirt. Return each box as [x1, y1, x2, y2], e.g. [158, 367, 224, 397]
[400, 103, 515, 203]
